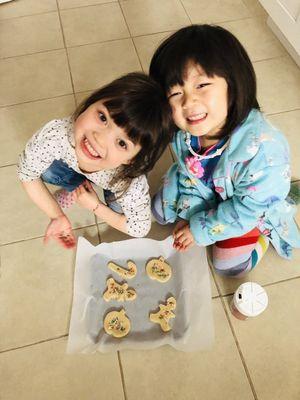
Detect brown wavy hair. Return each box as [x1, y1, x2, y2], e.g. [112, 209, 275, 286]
[73, 72, 174, 190]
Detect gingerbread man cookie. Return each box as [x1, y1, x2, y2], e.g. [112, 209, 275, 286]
[149, 297, 176, 332]
[103, 309, 131, 338]
[107, 260, 137, 279]
[146, 256, 172, 282]
[103, 277, 136, 302]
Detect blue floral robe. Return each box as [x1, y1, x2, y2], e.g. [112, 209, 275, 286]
[162, 109, 300, 259]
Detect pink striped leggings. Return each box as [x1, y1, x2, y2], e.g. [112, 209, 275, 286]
[211, 228, 268, 277]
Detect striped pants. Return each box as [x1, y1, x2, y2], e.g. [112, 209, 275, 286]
[211, 228, 269, 277]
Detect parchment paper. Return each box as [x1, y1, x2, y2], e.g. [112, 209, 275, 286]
[67, 236, 214, 353]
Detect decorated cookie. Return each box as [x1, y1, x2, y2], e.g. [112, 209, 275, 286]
[146, 256, 172, 282]
[107, 260, 137, 279]
[103, 309, 131, 338]
[103, 277, 137, 302]
[149, 297, 177, 332]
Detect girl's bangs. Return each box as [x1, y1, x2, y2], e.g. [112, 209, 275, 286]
[164, 57, 186, 91]
[103, 98, 143, 145]
[162, 47, 222, 91]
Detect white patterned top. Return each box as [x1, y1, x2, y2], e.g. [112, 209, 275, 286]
[17, 117, 151, 237]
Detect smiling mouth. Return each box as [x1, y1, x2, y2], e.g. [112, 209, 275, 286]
[80, 137, 101, 160]
[186, 112, 207, 125]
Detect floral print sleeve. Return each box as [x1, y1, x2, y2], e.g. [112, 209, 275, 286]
[189, 143, 291, 246]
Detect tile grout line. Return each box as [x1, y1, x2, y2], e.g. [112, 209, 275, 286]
[55, 0, 76, 98]
[253, 54, 287, 65]
[0, 162, 16, 168]
[0, 334, 68, 354]
[217, 15, 267, 25]
[219, 274, 300, 298]
[265, 107, 300, 116]
[0, 223, 99, 247]
[212, 274, 259, 400]
[117, 0, 144, 72]
[0, 9, 58, 22]
[57, 1, 119, 13]
[0, 46, 65, 61]
[178, 0, 192, 25]
[127, 29, 174, 40]
[117, 351, 129, 400]
[256, 275, 300, 289]
[53, 35, 132, 50]
[0, 93, 74, 109]
[0, 46, 66, 61]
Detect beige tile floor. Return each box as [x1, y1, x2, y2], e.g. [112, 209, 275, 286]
[0, 0, 300, 399]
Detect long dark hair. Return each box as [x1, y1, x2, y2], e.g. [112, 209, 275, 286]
[74, 72, 173, 188]
[149, 24, 259, 139]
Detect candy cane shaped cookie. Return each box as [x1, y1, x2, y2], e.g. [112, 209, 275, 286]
[107, 260, 137, 279]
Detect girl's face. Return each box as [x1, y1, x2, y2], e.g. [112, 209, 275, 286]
[168, 62, 228, 139]
[74, 100, 141, 173]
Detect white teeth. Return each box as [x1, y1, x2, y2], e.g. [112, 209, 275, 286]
[187, 113, 206, 121]
[84, 138, 99, 157]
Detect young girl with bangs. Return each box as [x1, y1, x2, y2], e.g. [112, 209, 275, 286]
[150, 24, 300, 277]
[18, 72, 172, 249]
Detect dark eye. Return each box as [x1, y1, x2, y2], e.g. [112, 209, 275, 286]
[98, 112, 107, 123]
[118, 139, 127, 149]
[196, 83, 210, 89]
[168, 91, 182, 99]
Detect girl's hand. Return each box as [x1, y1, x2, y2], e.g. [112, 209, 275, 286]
[44, 214, 76, 249]
[173, 219, 195, 252]
[73, 180, 102, 211]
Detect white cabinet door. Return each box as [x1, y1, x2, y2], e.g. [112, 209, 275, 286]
[259, 0, 300, 61]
